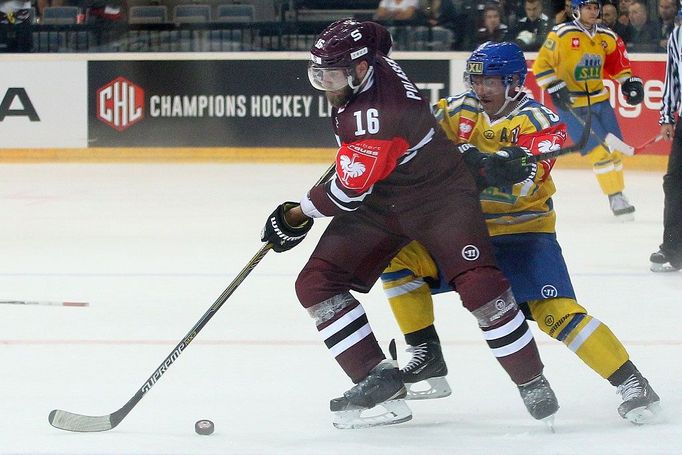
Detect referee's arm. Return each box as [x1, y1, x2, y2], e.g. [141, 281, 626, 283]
[660, 25, 681, 125]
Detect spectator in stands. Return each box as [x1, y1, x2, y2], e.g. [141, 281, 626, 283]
[618, 0, 632, 27]
[625, 0, 659, 51]
[0, 0, 32, 51]
[657, 0, 678, 51]
[374, 0, 419, 21]
[553, 0, 573, 25]
[602, 1, 628, 36]
[475, 2, 508, 45]
[81, 0, 126, 24]
[511, 0, 550, 50]
[421, 0, 458, 28]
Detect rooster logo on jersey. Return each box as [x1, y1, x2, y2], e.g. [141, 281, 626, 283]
[339, 154, 367, 185]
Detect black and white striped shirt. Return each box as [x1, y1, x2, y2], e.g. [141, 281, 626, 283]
[660, 24, 682, 124]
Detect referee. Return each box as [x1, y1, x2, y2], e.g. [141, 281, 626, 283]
[654, 15, 682, 272]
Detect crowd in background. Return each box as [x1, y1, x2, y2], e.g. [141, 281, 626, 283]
[0, 0, 679, 52]
[371, 0, 679, 52]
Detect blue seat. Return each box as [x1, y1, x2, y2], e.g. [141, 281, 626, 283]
[173, 4, 211, 23]
[128, 5, 168, 24]
[42, 6, 79, 25]
[215, 4, 255, 22]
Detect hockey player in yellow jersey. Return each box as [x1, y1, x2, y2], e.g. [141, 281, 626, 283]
[532, 0, 644, 220]
[381, 41, 661, 424]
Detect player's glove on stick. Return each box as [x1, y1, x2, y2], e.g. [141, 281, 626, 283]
[484, 146, 538, 187]
[621, 77, 644, 105]
[261, 202, 314, 253]
[456, 142, 489, 190]
[547, 81, 572, 111]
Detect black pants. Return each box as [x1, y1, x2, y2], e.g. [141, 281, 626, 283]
[662, 122, 682, 259]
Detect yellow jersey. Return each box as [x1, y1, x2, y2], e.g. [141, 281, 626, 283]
[533, 21, 632, 108]
[434, 92, 567, 236]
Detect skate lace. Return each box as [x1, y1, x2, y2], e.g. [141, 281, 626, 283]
[616, 374, 644, 402]
[403, 343, 428, 373]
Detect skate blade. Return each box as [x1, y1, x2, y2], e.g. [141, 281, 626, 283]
[405, 377, 452, 400]
[650, 263, 681, 273]
[613, 212, 635, 222]
[542, 414, 556, 433]
[332, 399, 412, 429]
[624, 401, 662, 425]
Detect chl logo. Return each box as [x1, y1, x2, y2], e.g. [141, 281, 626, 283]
[461, 245, 480, 261]
[541, 284, 558, 298]
[97, 77, 144, 132]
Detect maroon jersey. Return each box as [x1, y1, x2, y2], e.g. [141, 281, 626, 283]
[301, 56, 468, 217]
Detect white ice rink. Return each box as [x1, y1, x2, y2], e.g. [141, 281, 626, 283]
[0, 162, 679, 455]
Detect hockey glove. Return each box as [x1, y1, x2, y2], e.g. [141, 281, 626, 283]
[547, 81, 572, 111]
[456, 142, 489, 190]
[621, 77, 644, 105]
[483, 146, 538, 187]
[261, 202, 314, 253]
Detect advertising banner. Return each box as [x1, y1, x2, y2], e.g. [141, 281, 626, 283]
[524, 60, 670, 156]
[0, 61, 87, 148]
[88, 59, 450, 148]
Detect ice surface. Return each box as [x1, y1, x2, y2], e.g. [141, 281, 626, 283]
[0, 163, 679, 455]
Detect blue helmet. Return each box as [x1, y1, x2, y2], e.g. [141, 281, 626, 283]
[571, 0, 600, 9]
[465, 41, 527, 87]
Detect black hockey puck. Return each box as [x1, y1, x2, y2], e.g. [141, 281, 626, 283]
[195, 419, 214, 435]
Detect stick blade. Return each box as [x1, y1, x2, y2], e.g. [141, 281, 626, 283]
[49, 409, 114, 432]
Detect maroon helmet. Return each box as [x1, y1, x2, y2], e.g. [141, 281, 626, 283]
[308, 19, 391, 91]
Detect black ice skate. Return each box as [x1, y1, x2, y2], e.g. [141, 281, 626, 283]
[330, 360, 412, 429]
[616, 371, 661, 424]
[400, 340, 452, 400]
[608, 192, 635, 221]
[518, 375, 559, 426]
[650, 249, 682, 273]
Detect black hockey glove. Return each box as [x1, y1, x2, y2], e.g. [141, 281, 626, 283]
[621, 77, 644, 105]
[456, 142, 489, 190]
[547, 81, 572, 111]
[483, 146, 538, 187]
[261, 202, 314, 253]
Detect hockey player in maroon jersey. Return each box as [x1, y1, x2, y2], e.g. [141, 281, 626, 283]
[261, 20, 559, 429]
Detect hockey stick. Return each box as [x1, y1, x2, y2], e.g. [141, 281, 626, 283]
[0, 300, 89, 307]
[48, 163, 336, 433]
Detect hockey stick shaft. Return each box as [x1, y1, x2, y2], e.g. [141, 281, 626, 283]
[49, 163, 336, 433]
[0, 300, 89, 307]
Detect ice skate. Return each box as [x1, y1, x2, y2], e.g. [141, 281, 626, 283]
[616, 371, 661, 424]
[518, 374, 559, 427]
[400, 340, 452, 400]
[330, 360, 412, 429]
[608, 192, 635, 221]
[650, 249, 682, 272]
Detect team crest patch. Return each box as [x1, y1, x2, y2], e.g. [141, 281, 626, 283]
[544, 38, 555, 50]
[459, 117, 476, 141]
[571, 37, 580, 49]
[336, 143, 379, 190]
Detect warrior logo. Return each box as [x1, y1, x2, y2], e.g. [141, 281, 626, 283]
[541, 284, 558, 298]
[97, 77, 145, 132]
[462, 245, 480, 261]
